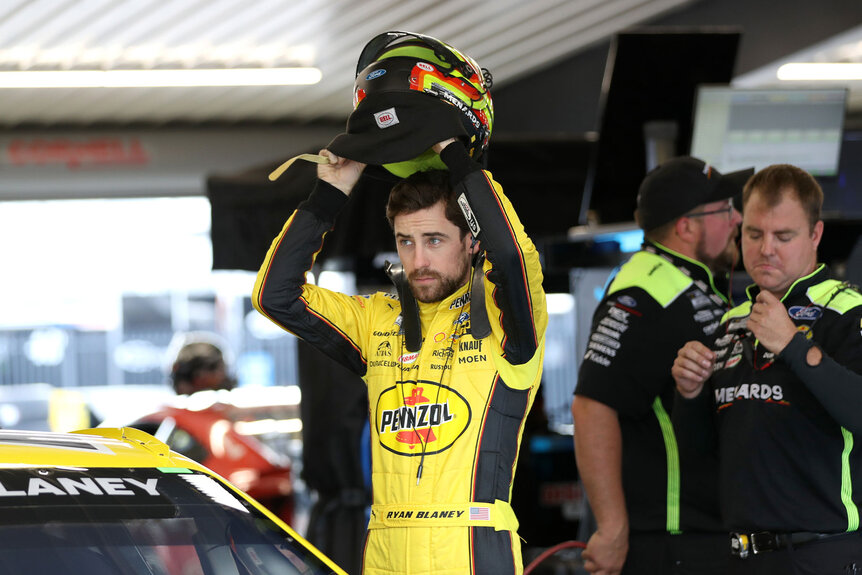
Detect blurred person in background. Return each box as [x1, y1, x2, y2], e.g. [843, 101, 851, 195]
[168, 332, 236, 395]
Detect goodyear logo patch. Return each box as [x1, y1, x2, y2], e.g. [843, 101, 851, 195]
[376, 381, 471, 456]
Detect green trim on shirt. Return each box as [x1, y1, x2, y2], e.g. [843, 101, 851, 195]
[608, 251, 692, 308]
[653, 396, 682, 534]
[841, 428, 860, 532]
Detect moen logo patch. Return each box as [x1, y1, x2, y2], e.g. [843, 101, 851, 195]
[376, 381, 471, 456]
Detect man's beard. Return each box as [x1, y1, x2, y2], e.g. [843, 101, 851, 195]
[695, 233, 739, 274]
[408, 253, 472, 303]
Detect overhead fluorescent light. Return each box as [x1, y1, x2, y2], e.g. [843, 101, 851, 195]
[777, 62, 862, 81]
[0, 67, 322, 88]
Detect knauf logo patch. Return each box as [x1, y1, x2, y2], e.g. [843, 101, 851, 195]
[374, 107, 399, 128]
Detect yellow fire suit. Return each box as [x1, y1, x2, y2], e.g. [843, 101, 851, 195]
[253, 144, 547, 575]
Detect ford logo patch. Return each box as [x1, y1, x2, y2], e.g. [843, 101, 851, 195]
[617, 295, 637, 308]
[788, 305, 821, 320]
[366, 69, 386, 81]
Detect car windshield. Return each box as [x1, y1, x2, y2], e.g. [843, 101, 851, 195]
[0, 467, 338, 575]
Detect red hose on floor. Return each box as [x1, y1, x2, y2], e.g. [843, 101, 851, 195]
[524, 540, 587, 574]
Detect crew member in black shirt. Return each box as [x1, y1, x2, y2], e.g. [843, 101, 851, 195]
[573, 157, 752, 575]
[673, 163, 862, 575]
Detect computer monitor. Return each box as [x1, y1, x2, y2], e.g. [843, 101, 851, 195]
[581, 29, 741, 226]
[690, 87, 847, 176]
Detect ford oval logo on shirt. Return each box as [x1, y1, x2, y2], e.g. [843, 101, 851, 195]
[617, 295, 637, 308]
[788, 306, 822, 321]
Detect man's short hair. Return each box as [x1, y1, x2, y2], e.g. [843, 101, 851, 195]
[385, 169, 469, 238]
[641, 218, 677, 244]
[170, 342, 227, 394]
[743, 164, 823, 230]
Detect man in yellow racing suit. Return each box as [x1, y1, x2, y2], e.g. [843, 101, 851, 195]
[253, 139, 547, 575]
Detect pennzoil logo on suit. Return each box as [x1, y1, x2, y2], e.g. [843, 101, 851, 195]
[375, 381, 471, 456]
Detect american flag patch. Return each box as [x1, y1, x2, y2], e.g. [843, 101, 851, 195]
[469, 506, 490, 521]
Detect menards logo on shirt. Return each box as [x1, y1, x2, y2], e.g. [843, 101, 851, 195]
[376, 381, 471, 456]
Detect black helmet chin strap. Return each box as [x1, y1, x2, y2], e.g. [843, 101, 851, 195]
[385, 252, 490, 352]
[469, 251, 491, 340]
[385, 261, 422, 352]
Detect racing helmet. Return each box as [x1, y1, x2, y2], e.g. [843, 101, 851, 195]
[328, 31, 494, 178]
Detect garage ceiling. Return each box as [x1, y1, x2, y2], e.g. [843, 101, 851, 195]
[0, 0, 703, 125]
[734, 22, 862, 112]
[2, 0, 862, 127]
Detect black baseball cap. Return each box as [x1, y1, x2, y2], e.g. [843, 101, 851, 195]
[636, 156, 754, 231]
[326, 56, 469, 165]
[327, 89, 466, 165]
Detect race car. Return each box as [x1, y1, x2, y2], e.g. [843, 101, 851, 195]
[123, 386, 301, 527]
[0, 426, 345, 574]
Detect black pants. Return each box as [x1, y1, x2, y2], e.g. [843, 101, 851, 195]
[729, 532, 862, 575]
[622, 532, 731, 575]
